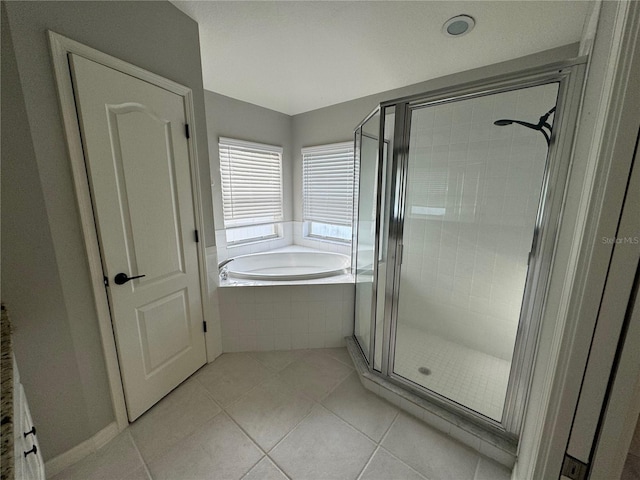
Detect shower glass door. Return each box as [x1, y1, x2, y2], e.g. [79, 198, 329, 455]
[353, 110, 381, 361]
[391, 83, 559, 422]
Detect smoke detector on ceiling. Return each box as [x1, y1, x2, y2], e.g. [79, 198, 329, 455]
[442, 15, 476, 37]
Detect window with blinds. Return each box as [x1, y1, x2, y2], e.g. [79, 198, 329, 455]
[218, 137, 283, 244]
[302, 142, 355, 243]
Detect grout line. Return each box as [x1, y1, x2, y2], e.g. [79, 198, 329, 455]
[256, 348, 314, 372]
[321, 378, 400, 445]
[213, 352, 320, 465]
[314, 402, 378, 440]
[321, 347, 357, 368]
[194, 355, 278, 411]
[262, 456, 293, 480]
[246, 352, 297, 374]
[265, 404, 378, 480]
[237, 455, 266, 480]
[472, 454, 481, 480]
[369, 415, 436, 480]
[222, 410, 270, 457]
[376, 445, 429, 480]
[127, 379, 225, 467]
[264, 401, 319, 454]
[127, 429, 154, 480]
[191, 375, 226, 409]
[355, 445, 381, 480]
[378, 410, 401, 446]
[354, 411, 402, 480]
[318, 370, 353, 403]
[211, 396, 271, 459]
[263, 405, 320, 479]
[217, 375, 273, 411]
[212, 409, 277, 480]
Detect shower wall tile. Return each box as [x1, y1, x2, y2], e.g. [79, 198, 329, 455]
[398, 84, 557, 360]
[218, 283, 355, 353]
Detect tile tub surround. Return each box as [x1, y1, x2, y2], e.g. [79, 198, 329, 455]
[346, 337, 518, 469]
[51, 348, 511, 480]
[219, 283, 355, 352]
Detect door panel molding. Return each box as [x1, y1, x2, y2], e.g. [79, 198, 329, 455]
[48, 31, 212, 432]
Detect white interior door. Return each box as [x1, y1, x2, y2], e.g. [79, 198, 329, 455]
[69, 54, 207, 421]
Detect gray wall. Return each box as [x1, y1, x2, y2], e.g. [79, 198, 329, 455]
[1, 1, 211, 460]
[205, 91, 293, 231]
[291, 43, 580, 221]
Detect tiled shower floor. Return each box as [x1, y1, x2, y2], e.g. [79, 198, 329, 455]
[51, 348, 510, 480]
[394, 325, 511, 421]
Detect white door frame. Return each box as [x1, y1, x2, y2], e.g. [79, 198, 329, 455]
[516, 2, 640, 478]
[588, 135, 640, 478]
[48, 31, 212, 431]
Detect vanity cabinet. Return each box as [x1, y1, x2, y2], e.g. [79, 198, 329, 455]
[13, 360, 44, 480]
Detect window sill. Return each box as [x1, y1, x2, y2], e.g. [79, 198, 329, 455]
[303, 235, 351, 246]
[227, 235, 282, 249]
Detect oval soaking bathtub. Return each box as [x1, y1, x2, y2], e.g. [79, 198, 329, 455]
[226, 251, 350, 281]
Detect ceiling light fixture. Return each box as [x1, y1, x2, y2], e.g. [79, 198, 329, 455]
[442, 15, 475, 37]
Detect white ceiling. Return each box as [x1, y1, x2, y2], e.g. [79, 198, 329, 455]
[170, 1, 592, 116]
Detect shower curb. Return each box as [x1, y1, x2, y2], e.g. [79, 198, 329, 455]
[345, 336, 517, 468]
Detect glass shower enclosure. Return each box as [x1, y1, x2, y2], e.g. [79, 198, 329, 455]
[352, 59, 585, 438]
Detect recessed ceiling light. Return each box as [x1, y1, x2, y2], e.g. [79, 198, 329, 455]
[442, 15, 475, 37]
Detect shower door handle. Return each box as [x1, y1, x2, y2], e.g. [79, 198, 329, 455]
[397, 243, 404, 265]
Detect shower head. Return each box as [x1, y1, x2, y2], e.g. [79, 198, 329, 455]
[493, 107, 556, 146]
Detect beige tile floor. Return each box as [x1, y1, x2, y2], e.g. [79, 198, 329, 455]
[51, 348, 511, 480]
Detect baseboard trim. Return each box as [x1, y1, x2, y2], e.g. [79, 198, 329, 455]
[44, 421, 119, 477]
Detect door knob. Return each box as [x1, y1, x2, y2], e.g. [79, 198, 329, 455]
[114, 272, 146, 285]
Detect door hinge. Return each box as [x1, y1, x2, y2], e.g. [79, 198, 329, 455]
[194, 229, 199, 243]
[203, 321, 207, 333]
[185, 124, 190, 139]
[561, 455, 588, 480]
[103, 276, 109, 287]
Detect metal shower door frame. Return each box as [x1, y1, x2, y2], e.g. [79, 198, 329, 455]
[356, 58, 587, 438]
[352, 106, 382, 364]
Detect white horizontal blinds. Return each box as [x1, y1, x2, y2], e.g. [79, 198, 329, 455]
[353, 136, 360, 223]
[302, 142, 355, 226]
[219, 137, 283, 227]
